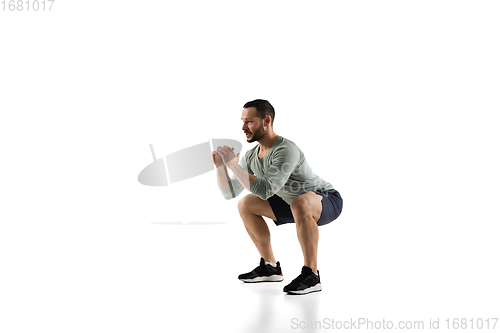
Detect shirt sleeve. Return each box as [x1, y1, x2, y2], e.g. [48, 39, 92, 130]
[249, 145, 300, 200]
[219, 152, 253, 200]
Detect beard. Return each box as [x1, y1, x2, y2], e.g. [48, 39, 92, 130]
[246, 123, 266, 143]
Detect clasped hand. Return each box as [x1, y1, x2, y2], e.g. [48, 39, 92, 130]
[212, 145, 240, 168]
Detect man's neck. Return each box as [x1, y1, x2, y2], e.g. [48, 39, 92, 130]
[258, 132, 279, 151]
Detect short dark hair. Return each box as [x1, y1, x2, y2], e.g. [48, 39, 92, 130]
[243, 99, 275, 127]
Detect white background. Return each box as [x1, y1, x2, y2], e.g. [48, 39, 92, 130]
[1, 1, 499, 332]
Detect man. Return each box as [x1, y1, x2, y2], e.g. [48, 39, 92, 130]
[212, 99, 343, 295]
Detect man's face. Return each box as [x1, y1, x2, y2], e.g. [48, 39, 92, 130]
[241, 107, 266, 143]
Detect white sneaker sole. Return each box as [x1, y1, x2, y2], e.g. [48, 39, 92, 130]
[286, 283, 322, 294]
[240, 274, 284, 283]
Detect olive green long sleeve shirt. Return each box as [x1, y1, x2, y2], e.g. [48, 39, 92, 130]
[220, 135, 334, 204]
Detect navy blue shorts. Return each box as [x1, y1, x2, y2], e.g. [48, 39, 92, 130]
[267, 189, 343, 226]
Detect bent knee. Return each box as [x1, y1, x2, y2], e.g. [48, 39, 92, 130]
[237, 194, 254, 213]
[238, 194, 267, 215]
[290, 197, 315, 217]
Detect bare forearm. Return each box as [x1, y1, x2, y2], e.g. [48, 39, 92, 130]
[216, 165, 231, 189]
[227, 162, 256, 191]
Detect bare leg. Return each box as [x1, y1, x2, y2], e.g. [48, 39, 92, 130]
[294, 216, 319, 273]
[238, 194, 278, 263]
[290, 192, 323, 274]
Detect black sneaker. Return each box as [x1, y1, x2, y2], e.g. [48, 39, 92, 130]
[238, 258, 284, 283]
[283, 266, 322, 294]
